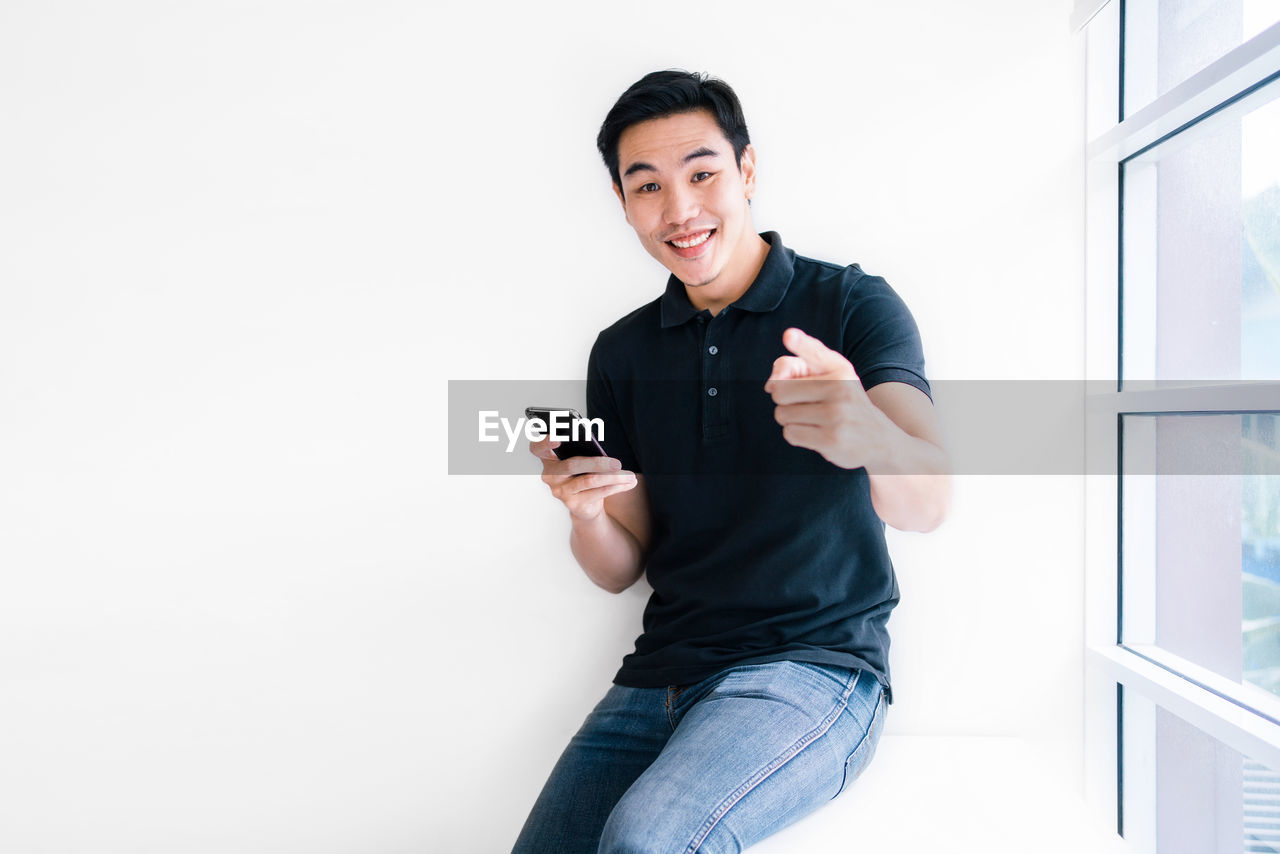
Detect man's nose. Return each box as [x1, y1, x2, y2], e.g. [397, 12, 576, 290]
[663, 184, 699, 225]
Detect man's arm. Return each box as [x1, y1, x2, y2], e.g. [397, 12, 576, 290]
[765, 327, 951, 533]
[863, 382, 950, 532]
[531, 438, 651, 593]
[570, 477, 650, 593]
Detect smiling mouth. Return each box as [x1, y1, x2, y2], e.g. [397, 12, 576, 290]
[666, 228, 716, 256]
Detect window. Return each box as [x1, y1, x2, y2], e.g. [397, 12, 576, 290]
[1079, 1, 1280, 852]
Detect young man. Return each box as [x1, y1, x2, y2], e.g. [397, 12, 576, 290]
[514, 70, 949, 854]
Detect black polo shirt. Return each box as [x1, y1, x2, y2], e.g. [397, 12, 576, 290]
[586, 232, 929, 702]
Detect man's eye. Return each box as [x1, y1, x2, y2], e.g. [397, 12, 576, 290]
[639, 182, 659, 193]
[692, 172, 712, 182]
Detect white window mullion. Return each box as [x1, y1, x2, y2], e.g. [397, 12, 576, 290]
[1089, 19, 1280, 162]
[1088, 382, 1280, 415]
[1090, 644, 1280, 773]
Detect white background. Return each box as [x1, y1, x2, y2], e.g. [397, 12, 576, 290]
[0, 1, 1086, 851]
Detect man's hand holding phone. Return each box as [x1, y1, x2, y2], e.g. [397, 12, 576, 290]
[531, 438, 638, 522]
[526, 406, 649, 593]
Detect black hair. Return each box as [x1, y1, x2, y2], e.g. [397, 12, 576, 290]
[596, 69, 751, 195]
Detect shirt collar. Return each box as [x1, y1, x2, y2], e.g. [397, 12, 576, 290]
[659, 231, 795, 328]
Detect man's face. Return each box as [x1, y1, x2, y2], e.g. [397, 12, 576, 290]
[613, 109, 757, 291]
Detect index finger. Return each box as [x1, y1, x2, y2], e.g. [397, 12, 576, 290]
[782, 328, 857, 379]
[558, 455, 624, 476]
[529, 436, 562, 460]
[764, 355, 811, 390]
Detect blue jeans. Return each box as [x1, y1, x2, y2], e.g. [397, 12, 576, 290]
[512, 660, 887, 854]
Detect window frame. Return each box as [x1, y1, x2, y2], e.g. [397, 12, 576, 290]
[1078, 0, 1280, 840]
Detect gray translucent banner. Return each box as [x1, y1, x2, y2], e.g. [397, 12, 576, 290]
[448, 380, 1280, 475]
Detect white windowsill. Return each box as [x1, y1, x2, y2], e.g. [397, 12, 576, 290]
[753, 735, 1133, 854]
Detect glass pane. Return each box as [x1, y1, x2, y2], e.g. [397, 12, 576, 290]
[1243, 98, 1280, 379]
[1121, 81, 1280, 382]
[1123, 0, 1280, 118]
[1122, 414, 1280, 704]
[1121, 688, 1280, 853]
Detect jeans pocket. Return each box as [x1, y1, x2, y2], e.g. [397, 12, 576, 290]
[832, 690, 886, 799]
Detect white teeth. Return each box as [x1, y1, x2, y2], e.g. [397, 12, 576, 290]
[671, 230, 711, 249]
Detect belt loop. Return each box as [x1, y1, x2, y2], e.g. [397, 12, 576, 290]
[665, 684, 683, 730]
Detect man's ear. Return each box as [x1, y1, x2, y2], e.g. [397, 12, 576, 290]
[739, 143, 758, 200]
[612, 182, 630, 224]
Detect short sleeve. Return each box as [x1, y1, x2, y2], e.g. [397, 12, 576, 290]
[586, 335, 642, 473]
[841, 273, 931, 400]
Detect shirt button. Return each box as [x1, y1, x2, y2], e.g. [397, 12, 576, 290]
[708, 345, 719, 355]
[707, 387, 718, 397]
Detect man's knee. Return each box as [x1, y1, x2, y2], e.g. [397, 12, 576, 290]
[597, 795, 659, 854]
[598, 793, 740, 854]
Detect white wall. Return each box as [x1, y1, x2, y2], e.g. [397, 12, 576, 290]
[0, 2, 1084, 852]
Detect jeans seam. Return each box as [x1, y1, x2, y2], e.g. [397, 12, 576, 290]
[682, 669, 861, 853]
[834, 691, 884, 799]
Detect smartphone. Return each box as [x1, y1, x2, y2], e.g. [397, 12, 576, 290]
[524, 406, 607, 460]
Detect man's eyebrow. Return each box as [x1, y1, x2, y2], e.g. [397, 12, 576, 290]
[623, 161, 656, 178]
[683, 146, 719, 163]
[621, 146, 722, 179]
